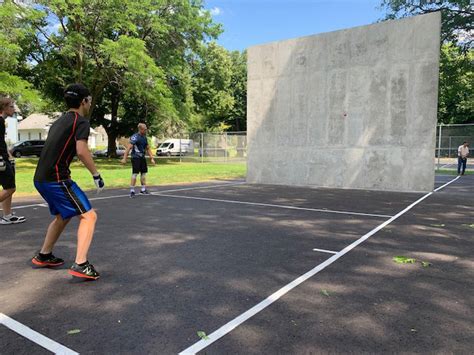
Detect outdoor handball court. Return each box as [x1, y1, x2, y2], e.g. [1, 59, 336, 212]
[1, 174, 473, 354]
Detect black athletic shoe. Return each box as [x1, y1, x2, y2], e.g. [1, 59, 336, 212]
[130, 191, 136, 198]
[31, 253, 64, 267]
[140, 189, 150, 195]
[68, 261, 100, 280]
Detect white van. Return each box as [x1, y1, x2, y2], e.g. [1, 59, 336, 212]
[156, 139, 194, 156]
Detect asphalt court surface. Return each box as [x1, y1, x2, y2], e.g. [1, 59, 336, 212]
[1, 176, 472, 354]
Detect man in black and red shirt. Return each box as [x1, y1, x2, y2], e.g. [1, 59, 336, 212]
[32, 83, 105, 280]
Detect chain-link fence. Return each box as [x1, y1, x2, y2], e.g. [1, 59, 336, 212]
[435, 124, 474, 158]
[435, 123, 473, 170]
[153, 132, 247, 163]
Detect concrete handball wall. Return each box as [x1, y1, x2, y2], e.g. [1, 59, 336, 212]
[247, 13, 441, 192]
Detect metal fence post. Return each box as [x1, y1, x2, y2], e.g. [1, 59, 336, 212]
[179, 137, 182, 163]
[200, 133, 204, 163]
[449, 136, 452, 158]
[437, 124, 442, 169]
[224, 132, 228, 163]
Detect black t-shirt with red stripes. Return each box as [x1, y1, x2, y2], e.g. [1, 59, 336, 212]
[34, 111, 90, 182]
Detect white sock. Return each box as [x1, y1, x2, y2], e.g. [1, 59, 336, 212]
[141, 186, 146, 192]
[3, 214, 12, 218]
[130, 186, 135, 192]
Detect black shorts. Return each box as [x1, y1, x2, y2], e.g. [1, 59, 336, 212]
[132, 158, 148, 174]
[0, 160, 16, 189]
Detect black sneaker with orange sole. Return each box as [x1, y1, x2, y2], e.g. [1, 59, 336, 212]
[68, 261, 100, 280]
[31, 253, 65, 267]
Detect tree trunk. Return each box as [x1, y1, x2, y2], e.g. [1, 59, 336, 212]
[107, 130, 118, 158]
[106, 91, 120, 157]
[235, 116, 241, 131]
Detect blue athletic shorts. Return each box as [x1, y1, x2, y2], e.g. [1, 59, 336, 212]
[34, 180, 92, 219]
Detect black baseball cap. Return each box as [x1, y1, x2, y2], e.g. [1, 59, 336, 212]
[64, 83, 90, 100]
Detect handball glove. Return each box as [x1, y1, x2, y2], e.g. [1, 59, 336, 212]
[93, 173, 105, 192]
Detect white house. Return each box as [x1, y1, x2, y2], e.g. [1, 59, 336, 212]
[16, 113, 108, 149]
[17, 112, 57, 142]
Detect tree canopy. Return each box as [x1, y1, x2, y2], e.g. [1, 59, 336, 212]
[0, 1, 43, 115]
[1, 0, 248, 155]
[380, 0, 473, 124]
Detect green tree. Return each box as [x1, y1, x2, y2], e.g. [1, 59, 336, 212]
[380, 1, 473, 50]
[0, 0, 42, 115]
[191, 42, 235, 131]
[190, 43, 247, 132]
[438, 43, 473, 123]
[380, 0, 473, 124]
[227, 50, 247, 131]
[14, 0, 220, 155]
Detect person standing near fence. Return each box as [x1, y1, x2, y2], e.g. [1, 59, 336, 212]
[0, 97, 25, 225]
[121, 123, 155, 197]
[457, 142, 469, 175]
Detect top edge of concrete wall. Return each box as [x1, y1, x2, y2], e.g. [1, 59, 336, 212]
[246, 12, 441, 51]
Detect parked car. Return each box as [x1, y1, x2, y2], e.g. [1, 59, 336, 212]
[10, 140, 45, 157]
[93, 145, 126, 157]
[156, 139, 194, 156]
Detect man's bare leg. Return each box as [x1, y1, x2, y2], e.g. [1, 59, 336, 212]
[75, 209, 97, 264]
[0, 191, 14, 215]
[40, 214, 71, 253]
[140, 173, 147, 192]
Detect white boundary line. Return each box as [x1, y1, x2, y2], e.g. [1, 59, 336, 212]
[439, 163, 454, 169]
[0, 313, 78, 355]
[5, 181, 245, 211]
[434, 175, 460, 192]
[312, 248, 337, 254]
[6, 203, 49, 210]
[179, 176, 459, 354]
[151, 181, 245, 194]
[154, 193, 392, 218]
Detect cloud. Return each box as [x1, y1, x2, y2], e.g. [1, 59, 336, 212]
[209, 7, 222, 16]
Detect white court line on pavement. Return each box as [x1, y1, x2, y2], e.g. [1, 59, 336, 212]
[6, 181, 245, 211]
[0, 313, 78, 355]
[154, 193, 393, 218]
[6, 203, 49, 210]
[179, 176, 459, 354]
[434, 175, 460, 192]
[151, 181, 245, 194]
[440, 163, 453, 169]
[312, 248, 337, 254]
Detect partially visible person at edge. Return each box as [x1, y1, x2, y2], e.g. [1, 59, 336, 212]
[0, 97, 25, 225]
[457, 141, 469, 176]
[32, 84, 105, 280]
[121, 123, 156, 198]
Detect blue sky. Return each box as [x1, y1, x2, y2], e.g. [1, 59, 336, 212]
[205, 0, 386, 51]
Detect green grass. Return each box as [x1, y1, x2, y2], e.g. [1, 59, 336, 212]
[435, 169, 472, 175]
[14, 158, 246, 197]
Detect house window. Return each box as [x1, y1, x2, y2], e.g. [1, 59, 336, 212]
[18, 133, 20, 141]
[28, 132, 31, 140]
[39, 132, 42, 140]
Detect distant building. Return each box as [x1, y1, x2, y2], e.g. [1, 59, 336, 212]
[17, 112, 57, 142]
[16, 113, 109, 149]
